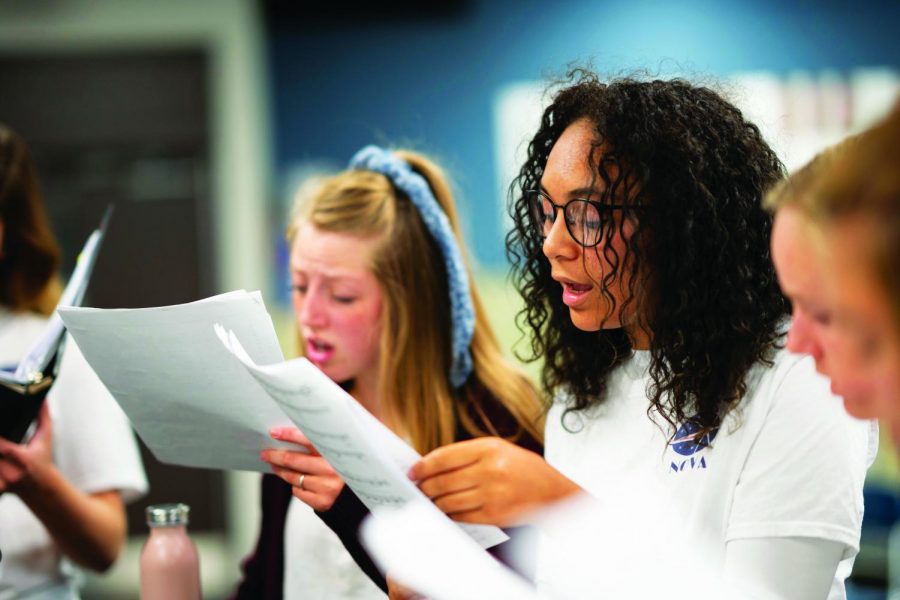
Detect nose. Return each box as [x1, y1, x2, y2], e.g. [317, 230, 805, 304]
[295, 286, 328, 329]
[787, 309, 825, 365]
[542, 209, 579, 261]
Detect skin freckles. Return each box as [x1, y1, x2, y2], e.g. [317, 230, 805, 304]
[262, 221, 386, 511]
[290, 221, 384, 404]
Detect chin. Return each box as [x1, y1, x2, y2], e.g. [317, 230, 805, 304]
[889, 418, 900, 448]
[323, 367, 353, 384]
[568, 309, 602, 332]
[310, 361, 339, 381]
[841, 392, 880, 421]
[568, 307, 624, 333]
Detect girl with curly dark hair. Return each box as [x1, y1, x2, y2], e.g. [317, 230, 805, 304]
[235, 147, 543, 600]
[409, 73, 875, 598]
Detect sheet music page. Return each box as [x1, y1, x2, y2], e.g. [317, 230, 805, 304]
[57, 291, 304, 472]
[217, 325, 509, 549]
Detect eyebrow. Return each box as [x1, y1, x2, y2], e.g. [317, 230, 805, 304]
[792, 293, 830, 315]
[539, 183, 603, 199]
[291, 269, 361, 283]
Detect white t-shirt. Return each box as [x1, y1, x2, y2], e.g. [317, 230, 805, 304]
[284, 497, 386, 600]
[0, 308, 148, 599]
[536, 349, 876, 600]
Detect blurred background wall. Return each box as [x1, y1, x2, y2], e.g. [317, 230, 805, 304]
[0, 0, 898, 598]
[266, 0, 900, 270]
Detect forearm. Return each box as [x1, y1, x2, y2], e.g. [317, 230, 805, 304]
[723, 537, 844, 599]
[18, 464, 126, 572]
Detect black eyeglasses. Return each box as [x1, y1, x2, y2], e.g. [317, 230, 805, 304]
[526, 189, 638, 248]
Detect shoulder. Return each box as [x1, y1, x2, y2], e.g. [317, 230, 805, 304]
[0, 308, 48, 363]
[724, 349, 875, 552]
[758, 347, 820, 391]
[52, 335, 114, 407]
[731, 347, 876, 475]
[742, 348, 845, 423]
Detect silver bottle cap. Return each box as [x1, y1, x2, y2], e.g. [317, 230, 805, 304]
[146, 503, 190, 527]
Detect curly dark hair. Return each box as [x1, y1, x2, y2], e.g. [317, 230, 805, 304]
[507, 70, 790, 437]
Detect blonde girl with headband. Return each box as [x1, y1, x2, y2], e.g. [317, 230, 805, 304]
[232, 147, 544, 599]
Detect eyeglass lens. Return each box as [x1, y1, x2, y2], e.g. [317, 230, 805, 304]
[529, 191, 603, 247]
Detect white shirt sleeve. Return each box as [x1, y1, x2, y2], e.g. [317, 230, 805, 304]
[49, 335, 148, 502]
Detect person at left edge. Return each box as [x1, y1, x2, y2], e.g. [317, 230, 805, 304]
[0, 124, 148, 599]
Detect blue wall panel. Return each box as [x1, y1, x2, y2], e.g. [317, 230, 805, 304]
[268, 0, 899, 267]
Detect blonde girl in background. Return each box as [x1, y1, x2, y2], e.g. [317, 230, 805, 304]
[233, 146, 544, 599]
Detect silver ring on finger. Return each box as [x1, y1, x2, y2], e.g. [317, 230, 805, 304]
[298, 473, 306, 490]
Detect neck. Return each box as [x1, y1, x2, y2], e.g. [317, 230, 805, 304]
[350, 371, 383, 422]
[625, 322, 652, 350]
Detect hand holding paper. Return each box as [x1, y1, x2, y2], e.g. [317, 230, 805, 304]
[262, 426, 346, 511]
[217, 325, 509, 549]
[57, 291, 508, 551]
[411, 437, 581, 527]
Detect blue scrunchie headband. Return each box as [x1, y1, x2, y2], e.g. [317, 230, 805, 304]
[349, 145, 475, 388]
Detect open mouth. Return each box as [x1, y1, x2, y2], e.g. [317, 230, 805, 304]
[306, 338, 335, 363]
[561, 281, 593, 306]
[565, 282, 593, 293]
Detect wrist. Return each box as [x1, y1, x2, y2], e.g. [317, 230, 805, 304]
[547, 471, 582, 504]
[16, 461, 61, 503]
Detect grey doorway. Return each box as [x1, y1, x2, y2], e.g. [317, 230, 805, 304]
[0, 49, 226, 538]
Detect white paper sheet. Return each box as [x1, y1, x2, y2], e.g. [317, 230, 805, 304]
[360, 501, 540, 600]
[217, 326, 509, 550]
[526, 490, 733, 599]
[357, 494, 734, 600]
[57, 291, 303, 472]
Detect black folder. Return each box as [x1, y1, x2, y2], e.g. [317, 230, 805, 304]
[0, 207, 112, 443]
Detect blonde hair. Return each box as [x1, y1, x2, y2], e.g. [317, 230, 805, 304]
[763, 135, 860, 214]
[287, 150, 544, 453]
[764, 103, 900, 328]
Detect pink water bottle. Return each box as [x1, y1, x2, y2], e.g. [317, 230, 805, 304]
[140, 503, 201, 600]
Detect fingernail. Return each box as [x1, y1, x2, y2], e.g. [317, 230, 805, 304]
[270, 428, 282, 439]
